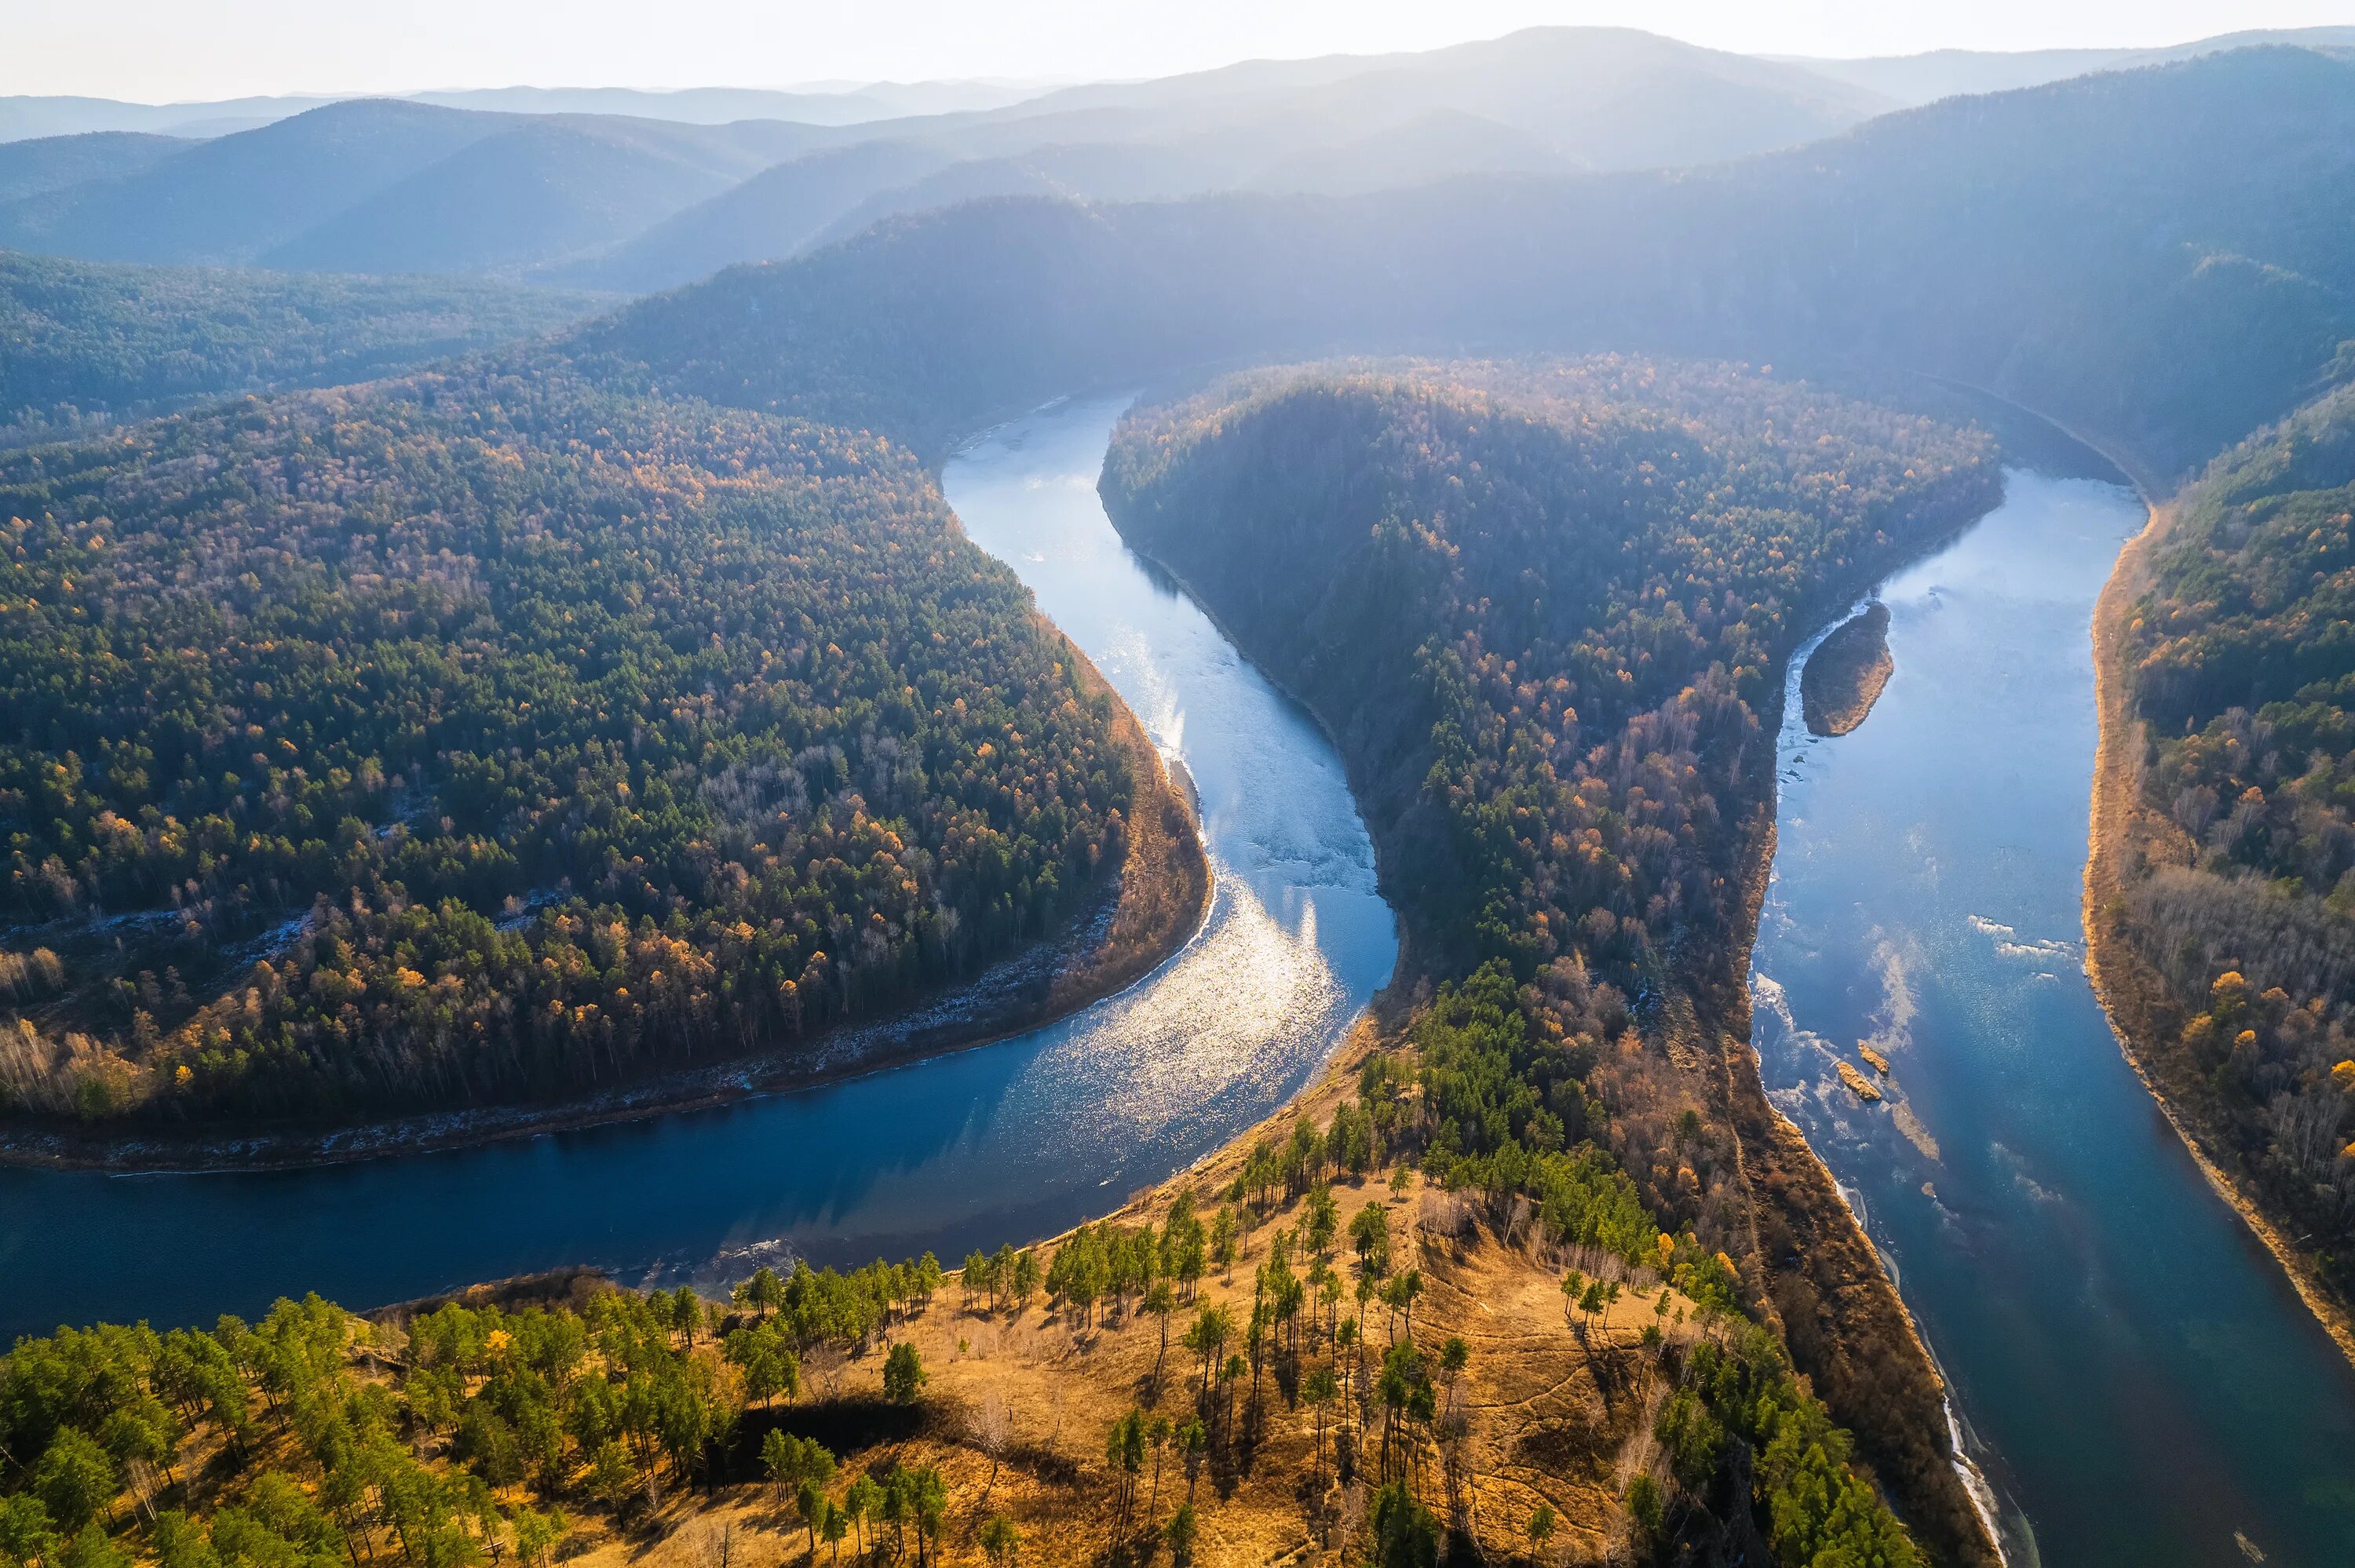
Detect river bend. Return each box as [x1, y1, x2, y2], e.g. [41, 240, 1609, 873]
[0, 397, 1396, 1338]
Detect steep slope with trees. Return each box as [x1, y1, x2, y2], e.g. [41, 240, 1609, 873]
[1101, 359, 2003, 1565]
[0, 1063, 1917, 1568]
[2090, 382, 2355, 1325]
[0, 133, 191, 204]
[0, 250, 604, 443]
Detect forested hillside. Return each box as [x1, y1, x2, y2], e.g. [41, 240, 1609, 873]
[0, 250, 602, 443]
[2099, 382, 2355, 1297]
[0, 133, 189, 204]
[0, 364, 1148, 1125]
[1101, 359, 2002, 1565]
[587, 46, 2355, 483]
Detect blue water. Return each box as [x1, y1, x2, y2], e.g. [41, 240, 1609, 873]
[0, 396, 1396, 1338]
[1752, 471, 2355, 1567]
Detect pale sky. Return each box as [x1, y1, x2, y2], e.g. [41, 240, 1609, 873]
[5, 0, 2350, 103]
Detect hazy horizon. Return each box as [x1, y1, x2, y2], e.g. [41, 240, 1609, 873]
[8, 0, 2350, 104]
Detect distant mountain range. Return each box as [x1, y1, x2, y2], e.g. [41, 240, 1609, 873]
[579, 44, 2355, 487]
[0, 30, 1897, 283]
[6, 25, 2352, 295]
[1774, 24, 2355, 104]
[0, 80, 1048, 143]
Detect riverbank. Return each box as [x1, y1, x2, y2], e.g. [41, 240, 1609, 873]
[0, 634, 1211, 1175]
[2080, 503, 2355, 1369]
[1708, 812, 1998, 1568]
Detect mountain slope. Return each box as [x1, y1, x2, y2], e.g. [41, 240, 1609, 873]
[2092, 382, 2355, 1315]
[0, 99, 499, 264]
[0, 130, 191, 202]
[0, 104, 841, 276]
[0, 247, 604, 440]
[261, 117, 776, 274]
[545, 139, 958, 293]
[0, 362, 1154, 1125]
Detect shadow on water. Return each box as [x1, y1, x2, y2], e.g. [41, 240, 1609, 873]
[1754, 470, 2355, 1567]
[0, 397, 1397, 1339]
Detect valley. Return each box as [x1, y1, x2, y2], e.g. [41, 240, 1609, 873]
[5, 20, 2355, 1568]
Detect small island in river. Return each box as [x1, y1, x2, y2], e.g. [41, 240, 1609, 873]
[1802, 601, 1896, 736]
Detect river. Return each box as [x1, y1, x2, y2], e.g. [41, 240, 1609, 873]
[0, 396, 1397, 1339]
[9, 416, 2347, 1568]
[1752, 470, 2355, 1566]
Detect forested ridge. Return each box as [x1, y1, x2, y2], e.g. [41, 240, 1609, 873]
[1101, 359, 2001, 1565]
[0, 363, 1143, 1125]
[0, 251, 604, 445]
[2105, 381, 2355, 1296]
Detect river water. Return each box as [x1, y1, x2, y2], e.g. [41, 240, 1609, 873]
[1751, 470, 2355, 1566]
[0, 396, 1396, 1340]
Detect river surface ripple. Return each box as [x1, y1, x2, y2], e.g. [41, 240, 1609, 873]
[0, 396, 1396, 1339]
[1752, 470, 2355, 1567]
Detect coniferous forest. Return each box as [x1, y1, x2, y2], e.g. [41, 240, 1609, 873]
[5, 25, 2355, 1568]
[0, 364, 1141, 1123]
[2104, 382, 2355, 1293]
[0, 250, 602, 445]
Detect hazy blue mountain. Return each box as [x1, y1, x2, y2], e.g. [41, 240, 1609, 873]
[0, 99, 500, 264]
[0, 130, 191, 202]
[543, 30, 1821, 299]
[546, 139, 959, 293]
[0, 104, 838, 275]
[576, 47, 2355, 483]
[952, 27, 1895, 170]
[1265, 26, 1893, 170]
[0, 82, 1049, 144]
[261, 115, 831, 274]
[408, 82, 1050, 123]
[1784, 26, 2355, 105]
[1241, 109, 1574, 192]
[0, 93, 336, 142]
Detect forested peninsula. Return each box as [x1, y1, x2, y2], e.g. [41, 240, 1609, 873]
[0, 361, 1204, 1155]
[1101, 358, 2005, 1565]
